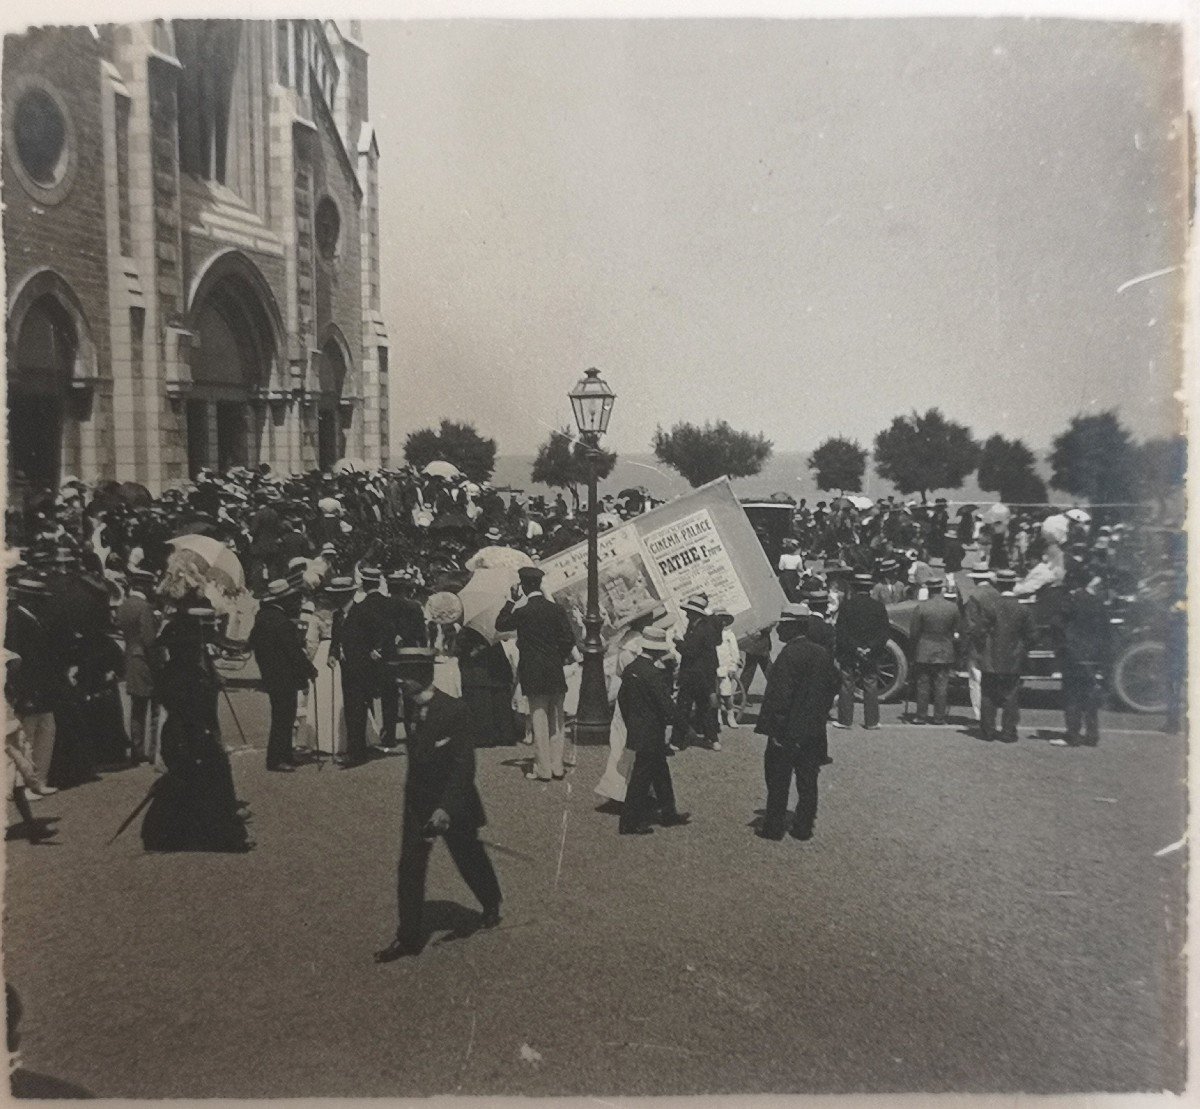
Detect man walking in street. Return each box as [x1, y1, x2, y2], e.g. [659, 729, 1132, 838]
[833, 573, 890, 730]
[670, 593, 722, 752]
[375, 647, 502, 962]
[115, 567, 160, 765]
[908, 575, 961, 725]
[978, 569, 1036, 742]
[4, 575, 63, 789]
[617, 627, 691, 835]
[494, 566, 577, 781]
[1050, 566, 1110, 747]
[755, 603, 840, 840]
[249, 578, 318, 771]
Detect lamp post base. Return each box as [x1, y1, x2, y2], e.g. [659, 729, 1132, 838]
[574, 648, 611, 745]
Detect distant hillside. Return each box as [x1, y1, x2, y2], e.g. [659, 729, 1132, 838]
[489, 450, 1007, 506]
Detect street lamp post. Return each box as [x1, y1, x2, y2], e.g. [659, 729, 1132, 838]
[568, 367, 616, 743]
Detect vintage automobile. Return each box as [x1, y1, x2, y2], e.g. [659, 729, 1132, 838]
[881, 575, 1171, 713]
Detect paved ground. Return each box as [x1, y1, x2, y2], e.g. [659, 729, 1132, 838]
[4, 686, 1187, 1098]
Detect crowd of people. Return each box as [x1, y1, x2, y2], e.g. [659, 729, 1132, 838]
[3, 463, 1187, 951]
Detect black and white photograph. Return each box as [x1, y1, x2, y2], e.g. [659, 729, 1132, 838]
[1, 0, 1192, 1100]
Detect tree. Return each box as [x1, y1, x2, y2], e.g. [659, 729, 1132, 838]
[529, 426, 617, 510]
[403, 419, 497, 483]
[652, 420, 773, 487]
[1134, 434, 1186, 513]
[976, 434, 1048, 504]
[872, 408, 980, 501]
[807, 436, 867, 493]
[1048, 410, 1136, 505]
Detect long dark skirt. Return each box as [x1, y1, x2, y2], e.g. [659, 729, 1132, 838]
[46, 692, 98, 790]
[460, 681, 519, 747]
[87, 686, 131, 766]
[141, 712, 250, 852]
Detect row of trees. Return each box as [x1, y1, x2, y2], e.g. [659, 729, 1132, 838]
[401, 411, 1185, 510]
[807, 409, 1185, 509]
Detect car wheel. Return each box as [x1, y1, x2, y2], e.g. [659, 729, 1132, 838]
[1111, 639, 1168, 714]
[874, 638, 909, 703]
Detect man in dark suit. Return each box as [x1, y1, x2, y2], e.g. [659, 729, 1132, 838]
[798, 585, 836, 651]
[669, 593, 722, 752]
[755, 603, 841, 840]
[380, 569, 429, 747]
[833, 573, 890, 730]
[331, 566, 391, 767]
[617, 627, 691, 835]
[115, 567, 160, 765]
[908, 575, 962, 725]
[1050, 567, 1111, 747]
[375, 648, 502, 962]
[963, 568, 1000, 723]
[249, 578, 318, 770]
[494, 566, 577, 781]
[978, 569, 1036, 742]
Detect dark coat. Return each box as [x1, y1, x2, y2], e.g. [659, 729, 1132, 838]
[386, 595, 429, 648]
[333, 591, 392, 682]
[404, 690, 486, 833]
[1053, 588, 1111, 667]
[249, 603, 317, 694]
[675, 614, 722, 680]
[802, 614, 835, 652]
[910, 594, 962, 665]
[115, 592, 159, 697]
[754, 636, 840, 760]
[979, 593, 1036, 675]
[964, 581, 1001, 656]
[617, 654, 675, 754]
[494, 592, 576, 697]
[834, 592, 890, 664]
[4, 602, 64, 715]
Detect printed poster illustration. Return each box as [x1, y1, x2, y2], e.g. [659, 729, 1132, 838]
[539, 522, 665, 650]
[640, 508, 752, 618]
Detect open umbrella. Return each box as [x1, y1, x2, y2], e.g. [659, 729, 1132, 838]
[423, 460, 462, 480]
[983, 503, 1011, 525]
[332, 457, 367, 475]
[429, 510, 475, 534]
[956, 504, 978, 517]
[458, 566, 520, 644]
[846, 495, 874, 511]
[166, 534, 246, 593]
[465, 545, 535, 573]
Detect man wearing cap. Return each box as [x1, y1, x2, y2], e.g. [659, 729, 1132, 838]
[833, 574, 890, 730]
[755, 602, 840, 840]
[977, 569, 1036, 741]
[798, 586, 836, 651]
[670, 593, 722, 752]
[331, 567, 392, 767]
[250, 579, 319, 770]
[617, 627, 690, 834]
[375, 648, 502, 962]
[495, 566, 577, 780]
[115, 568, 161, 765]
[907, 576, 961, 725]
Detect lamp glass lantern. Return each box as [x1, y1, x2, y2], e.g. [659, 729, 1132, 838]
[568, 367, 616, 436]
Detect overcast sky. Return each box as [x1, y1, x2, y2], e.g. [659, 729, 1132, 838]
[362, 17, 1187, 457]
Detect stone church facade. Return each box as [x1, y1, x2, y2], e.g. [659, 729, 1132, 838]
[3, 19, 390, 495]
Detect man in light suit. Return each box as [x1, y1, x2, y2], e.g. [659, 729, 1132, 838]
[494, 566, 577, 781]
[115, 567, 160, 765]
[908, 576, 962, 725]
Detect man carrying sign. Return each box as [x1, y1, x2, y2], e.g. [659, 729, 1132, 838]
[669, 593, 722, 753]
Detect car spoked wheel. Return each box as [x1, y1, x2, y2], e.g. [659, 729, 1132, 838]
[868, 639, 909, 704]
[1111, 639, 1168, 714]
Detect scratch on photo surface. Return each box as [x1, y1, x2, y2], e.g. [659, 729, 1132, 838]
[1116, 265, 1178, 294]
[555, 810, 569, 888]
[1154, 836, 1186, 857]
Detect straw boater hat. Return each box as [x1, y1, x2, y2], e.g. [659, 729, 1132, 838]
[778, 602, 811, 622]
[681, 592, 710, 615]
[483, 526, 503, 542]
[359, 566, 383, 589]
[638, 626, 670, 654]
[852, 572, 874, 588]
[322, 576, 356, 597]
[261, 577, 300, 603]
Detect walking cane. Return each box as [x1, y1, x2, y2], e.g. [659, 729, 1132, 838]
[220, 683, 250, 748]
[108, 780, 158, 845]
[311, 675, 322, 771]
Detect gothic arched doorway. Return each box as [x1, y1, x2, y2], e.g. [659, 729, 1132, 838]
[185, 255, 282, 476]
[7, 293, 77, 494]
[316, 337, 348, 470]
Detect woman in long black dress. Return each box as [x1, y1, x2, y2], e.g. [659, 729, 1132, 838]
[454, 625, 518, 747]
[141, 604, 250, 852]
